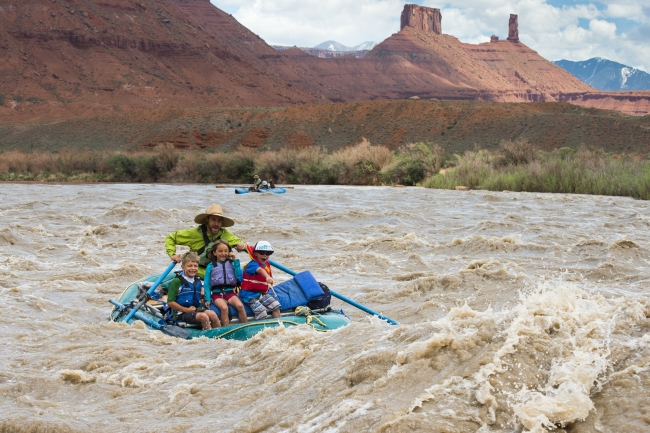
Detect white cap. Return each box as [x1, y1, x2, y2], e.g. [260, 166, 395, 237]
[262, 181, 268, 186]
[254, 241, 274, 253]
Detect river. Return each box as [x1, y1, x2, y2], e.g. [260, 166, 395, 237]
[0, 184, 649, 433]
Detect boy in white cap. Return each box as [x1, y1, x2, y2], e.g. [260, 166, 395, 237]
[165, 204, 246, 277]
[240, 241, 281, 320]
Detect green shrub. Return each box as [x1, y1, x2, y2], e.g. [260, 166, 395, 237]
[382, 142, 445, 185]
[381, 157, 426, 185]
[424, 147, 650, 199]
[222, 155, 255, 182]
[108, 154, 137, 181]
[135, 156, 162, 182]
[195, 157, 222, 182]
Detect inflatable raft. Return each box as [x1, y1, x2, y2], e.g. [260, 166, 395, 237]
[109, 266, 350, 340]
[235, 187, 286, 195]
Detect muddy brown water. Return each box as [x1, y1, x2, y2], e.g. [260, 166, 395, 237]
[0, 184, 649, 433]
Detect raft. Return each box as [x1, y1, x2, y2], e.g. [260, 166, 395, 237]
[235, 187, 287, 195]
[109, 268, 349, 340]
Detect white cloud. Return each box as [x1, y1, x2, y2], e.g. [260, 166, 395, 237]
[210, 0, 650, 71]
[589, 19, 617, 37]
[221, 0, 403, 47]
[604, 3, 645, 20]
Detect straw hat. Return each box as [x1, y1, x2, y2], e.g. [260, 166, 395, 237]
[194, 204, 235, 227]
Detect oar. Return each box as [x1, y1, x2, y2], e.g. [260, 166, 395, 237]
[110, 300, 190, 339]
[123, 262, 176, 322]
[269, 260, 399, 325]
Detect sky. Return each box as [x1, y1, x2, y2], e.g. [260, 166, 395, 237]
[210, 0, 650, 72]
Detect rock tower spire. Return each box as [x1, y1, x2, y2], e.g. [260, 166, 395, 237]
[507, 14, 519, 42]
[400, 4, 442, 35]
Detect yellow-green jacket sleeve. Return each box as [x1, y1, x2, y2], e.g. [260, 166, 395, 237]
[164, 227, 243, 257]
[164, 228, 200, 257]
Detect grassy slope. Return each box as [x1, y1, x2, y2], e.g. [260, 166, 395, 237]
[1, 100, 649, 155]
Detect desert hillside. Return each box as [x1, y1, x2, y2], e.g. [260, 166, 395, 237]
[0, 0, 319, 121]
[2, 100, 648, 155]
[2, 1, 650, 123]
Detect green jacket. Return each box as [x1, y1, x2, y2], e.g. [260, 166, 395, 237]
[165, 226, 243, 277]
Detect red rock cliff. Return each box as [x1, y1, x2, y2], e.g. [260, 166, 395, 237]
[508, 14, 519, 42]
[400, 4, 441, 34]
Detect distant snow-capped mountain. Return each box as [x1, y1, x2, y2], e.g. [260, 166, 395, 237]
[314, 40, 377, 52]
[554, 58, 650, 91]
[352, 41, 377, 51]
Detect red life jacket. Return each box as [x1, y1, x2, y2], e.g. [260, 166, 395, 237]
[241, 245, 272, 293]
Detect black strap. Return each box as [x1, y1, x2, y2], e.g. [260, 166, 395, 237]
[211, 284, 235, 294]
[196, 224, 212, 255]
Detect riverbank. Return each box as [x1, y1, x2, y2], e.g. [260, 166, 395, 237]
[1, 141, 648, 199]
[426, 141, 650, 200]
[0, 140, 441, 186]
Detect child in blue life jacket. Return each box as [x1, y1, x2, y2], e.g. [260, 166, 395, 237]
[167, 252, 221, 330]
[204, 240, 247, 325]
[240, 241, 281, 320]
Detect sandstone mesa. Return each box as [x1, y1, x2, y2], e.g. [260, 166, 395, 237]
[1, 0, 649, 122]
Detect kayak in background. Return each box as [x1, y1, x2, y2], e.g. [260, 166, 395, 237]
[235, 187, 287, 194]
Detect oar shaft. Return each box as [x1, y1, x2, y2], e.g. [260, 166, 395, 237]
[124, 262, 176, 322]
[328, 290, 399, 325]
[269, 260, 296, 276]
[269, 260, 399, 325]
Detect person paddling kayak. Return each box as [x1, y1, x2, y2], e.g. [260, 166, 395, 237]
[252, 174, 262, 191]
[165, 204, 246, 277]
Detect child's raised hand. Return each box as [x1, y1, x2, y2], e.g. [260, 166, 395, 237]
[228, 251, 236, 260]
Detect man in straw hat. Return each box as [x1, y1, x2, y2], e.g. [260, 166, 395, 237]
[165, 204, 246, 277]
[252, 174, 262, 191]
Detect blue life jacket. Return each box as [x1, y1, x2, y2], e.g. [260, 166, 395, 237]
[210, 260, 239, 292]
[174, 273, 203, 308]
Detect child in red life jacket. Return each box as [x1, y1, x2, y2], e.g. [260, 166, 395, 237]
[240, 241, 281, 320]
[204, 240, 247, 326]
[167, 252, 221, 330]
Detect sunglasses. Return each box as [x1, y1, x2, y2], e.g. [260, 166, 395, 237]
[256, 251, 273, 256]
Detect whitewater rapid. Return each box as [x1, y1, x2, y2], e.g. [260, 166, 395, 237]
[0, 184, 649, 433]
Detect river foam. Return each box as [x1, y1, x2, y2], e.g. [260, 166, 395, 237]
[0, 184, 648, 432]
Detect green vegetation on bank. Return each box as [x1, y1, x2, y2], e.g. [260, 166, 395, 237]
[426, 141, 650, 200]
[0, 139, 648, 199]
[0, 140, 441, 186]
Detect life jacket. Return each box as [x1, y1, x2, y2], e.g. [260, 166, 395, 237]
[173, 272, 203, 308]
[196, 225, 224, 267]
[210, 259, 240, 293]
[241, 245, 272, 293]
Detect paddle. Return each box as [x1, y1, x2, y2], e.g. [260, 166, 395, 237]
[110, 300, 190, 339]
[269, 260, 399, 325]
[123, 261, 176, 322]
